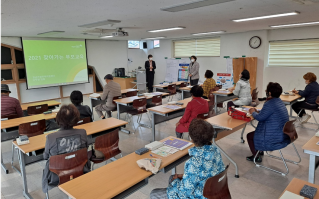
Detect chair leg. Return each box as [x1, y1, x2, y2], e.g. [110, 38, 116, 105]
[91, 162, 95, 171]
[46, 192, 49, 199]
[265, 143, 301, 164]
[254, 150, 289, 176]
[311, 111, 319, 130]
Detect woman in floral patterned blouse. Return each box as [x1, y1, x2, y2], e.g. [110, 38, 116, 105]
[150, 119, 225, 199]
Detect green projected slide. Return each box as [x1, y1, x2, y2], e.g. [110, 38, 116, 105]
[22, 40, 88, 89]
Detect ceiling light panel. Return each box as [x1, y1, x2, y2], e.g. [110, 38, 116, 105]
[270, 21, 319, 28]
[148, 27, 184, 33]
[161, 0, 235, 12]
[78, 20, 121, 28]
[100, 35, 113, 38]
[192, 31, 225, 35]
[143, 37, 166, 40]
[233, 11, 299, 22]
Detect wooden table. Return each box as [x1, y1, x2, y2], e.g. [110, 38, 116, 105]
[279, 178, 319, 198]
[88, 89, 139, 121]
[280, 93, 302, 117]
[113, 77, 136, 89]
[205, 112, 251, 178]
[179, 86, 192, 99]
[303, 135, 319, 183]
[1, 113, 57, 130]
[153, 81, 186, 92]
[59, 136, 193, 199]
[20, 100, 61, 111]
[12, 118, 128, 199]
[147, 98, 195, 141]
[212, 90, 235, 113]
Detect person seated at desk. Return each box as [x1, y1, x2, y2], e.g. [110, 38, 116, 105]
[175, 85, 209, 139]
[227, 69, 252, 110]
[201, 70, 216, 99]
[292, 72, 319, 123]
[150, 119, 225, 199]
[42, 104, 90, 193]
[246, 82, 290, 163]
[70, 90, 92, 121]
[1, 84, 23, 118]
[95, 74, 121, 119]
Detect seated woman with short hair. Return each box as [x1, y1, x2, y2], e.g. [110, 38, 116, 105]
[150, 119, 225, 199]
[292, 72, 319, 123]
[175, 85, 209, 138]
[246, 82, 290, 162]
[227, 69, 252, 110]
[70, 90, 93, 121]
[42, 104, 90, 193]
[201, 70, 216, 99]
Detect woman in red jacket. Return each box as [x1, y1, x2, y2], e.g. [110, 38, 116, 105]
[176, 85, 209, 138]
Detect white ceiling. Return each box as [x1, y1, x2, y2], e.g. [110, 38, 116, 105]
[1, 0, 319, 40]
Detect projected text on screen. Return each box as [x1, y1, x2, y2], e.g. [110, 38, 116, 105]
[22, 40, 89, 89]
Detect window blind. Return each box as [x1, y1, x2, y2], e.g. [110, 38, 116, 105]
[174, 38, 220, 57]
[268, 39, 319, 67]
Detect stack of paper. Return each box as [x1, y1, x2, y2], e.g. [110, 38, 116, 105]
[279, 191, 303, 199]
[152, 146, 179, 157]
[164, 105, 181, 110]
[90, 93, 101, 98]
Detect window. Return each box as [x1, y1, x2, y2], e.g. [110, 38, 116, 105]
[268, 39, 319, 67]
[154, 40, 160, 48]
[128, 41, 140, 49]
[173, 38, 220, 57]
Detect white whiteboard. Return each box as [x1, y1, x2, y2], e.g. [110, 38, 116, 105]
[165, 58, 189, 82]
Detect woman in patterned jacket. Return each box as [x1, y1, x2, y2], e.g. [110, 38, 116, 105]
[150, 119, 225, 199]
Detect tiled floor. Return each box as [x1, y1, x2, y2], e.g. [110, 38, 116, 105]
[1, 95, 319, 199]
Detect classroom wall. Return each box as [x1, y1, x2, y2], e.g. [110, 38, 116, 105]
[2, 25, 318, 101]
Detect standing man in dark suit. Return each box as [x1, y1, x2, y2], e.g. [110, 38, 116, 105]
[145, 54, 156, 92]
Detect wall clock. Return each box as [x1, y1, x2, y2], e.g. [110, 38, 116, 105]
[249, 36, 262, 49]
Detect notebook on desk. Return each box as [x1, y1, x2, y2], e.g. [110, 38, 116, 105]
[163, 138, 192, 150]
[279, 191, 303, 199]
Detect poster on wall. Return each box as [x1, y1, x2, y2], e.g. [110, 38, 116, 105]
[165, 58, 189, 82]
[216, 73, 233, 89]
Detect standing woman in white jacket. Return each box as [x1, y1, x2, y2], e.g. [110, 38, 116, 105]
[227, 69, 252, 110]
[188, 55, 200, 85]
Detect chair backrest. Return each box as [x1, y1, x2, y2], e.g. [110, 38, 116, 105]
[208, 88, 217, 112]
[18, 119, 46, 137]
[168, 84, 177, 95]
[49, 148, 88, 185]
[126, 91, 137, 97]
[283, 120, 298, 143]
[251, 88, 258, 101]
[94, 128, 121, 160]
[27, 104, 48, 115]
[151, 95, 162, 106]
[179, 82, 187, 88]
[132, 98, 147, 113]
[203, 165, 231, 199]
[112, 96, 122, 105]
[216, 84, 222, 89]
[1, 114, 18, 120]
[74, 117, 91, 126]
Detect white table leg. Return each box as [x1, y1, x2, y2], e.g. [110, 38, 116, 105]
[308, 154, 316, 183]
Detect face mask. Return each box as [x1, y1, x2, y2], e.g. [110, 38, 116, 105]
[149, 58, 153, 60]
[191, 59, 195, 62]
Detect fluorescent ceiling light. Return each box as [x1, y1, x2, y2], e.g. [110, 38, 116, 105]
[37, 31, 65, 36]
[192, 31, 225, 35]
[233, 11, 299, 22]
[100, 35, 113, 38]
[78, 19, 121, 28]
[148, 27, 184, 33]
[161, 0, 235, 12]
[142, 37, 166, 40]
[270, 21, 319, 28]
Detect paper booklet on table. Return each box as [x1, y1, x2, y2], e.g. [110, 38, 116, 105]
[90, 93, 101, 98]
[163, 138, 192, 150]
[164, 105, 181, 110]
[279, 191, 303, 199]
